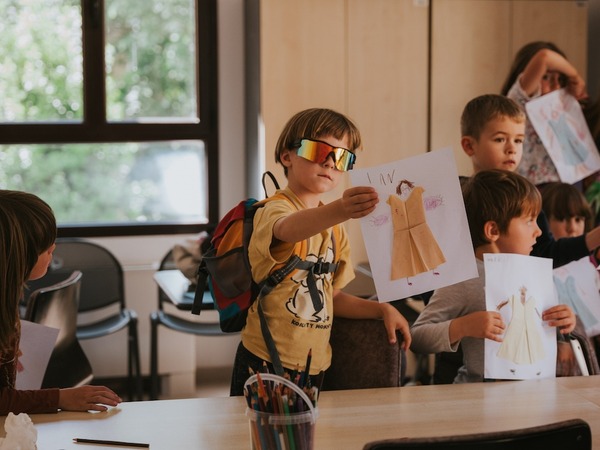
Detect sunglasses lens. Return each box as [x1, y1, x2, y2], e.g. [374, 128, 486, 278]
[296, 139, 356, 171]
[332, 147, 356, 171]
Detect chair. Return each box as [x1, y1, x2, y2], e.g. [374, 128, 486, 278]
[566, 315, 600, 376]
[321, 316, 405, 391]
[149, 249, 225, 400]
[362, 418, 591, 449]
[25, 238, 142, 400]
[24, 271, 94, 388]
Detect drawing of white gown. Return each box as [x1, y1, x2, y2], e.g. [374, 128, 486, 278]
[497, 294, 545, 365]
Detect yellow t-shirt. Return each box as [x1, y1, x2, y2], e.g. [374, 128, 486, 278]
[242, 187, 354, 374]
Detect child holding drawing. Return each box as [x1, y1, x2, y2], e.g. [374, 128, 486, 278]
[229, 108, 411, 395]
[410, 170, 576, 383]
[0, 190, 121, 414]
[432, 94, 596, 383]
[459, 94, 600, 267]
[500, 41, 587, 188]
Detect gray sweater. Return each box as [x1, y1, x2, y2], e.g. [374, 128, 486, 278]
[411, 259, 485, 383]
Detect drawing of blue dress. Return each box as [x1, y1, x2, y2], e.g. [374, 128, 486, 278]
[554, 275, 598, 331]
[548, 114, 588, 166]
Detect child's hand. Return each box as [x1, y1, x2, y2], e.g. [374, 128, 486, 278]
[379, 303, 411, 350]
[58, 385, 122, 412]
[566, 73, 587, 100]
[341, 186, 379, 219]
[451, 311, 505, 343]
[542, 304, 576, 334]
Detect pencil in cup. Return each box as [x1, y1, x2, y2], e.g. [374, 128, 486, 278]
[244, 373, 318, 450]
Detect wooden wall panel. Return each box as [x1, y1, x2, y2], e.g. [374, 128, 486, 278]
[430, 0, 512, 176]
[430, 0, 588, 177]
[260, 0, 346, 183]
[347, 0, 429, 166]
[259, 0, 588, 266]
[346, 0, 429, 263]
[511, 1, 588, 77]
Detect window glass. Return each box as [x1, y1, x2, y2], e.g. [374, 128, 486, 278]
[105, 0, 198, 121]
[0, 142, 208, 225]
[0, 0, 83, 122]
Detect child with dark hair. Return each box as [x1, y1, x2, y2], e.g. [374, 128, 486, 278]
[0, 190, 121, 415]
[501, 41, 587, 187]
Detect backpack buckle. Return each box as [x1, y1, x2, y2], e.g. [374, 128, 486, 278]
[313, 261, 330, 274]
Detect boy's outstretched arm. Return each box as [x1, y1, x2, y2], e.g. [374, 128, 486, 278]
[448, 311, 505, 345]
[332, 289, 411, 350]
[542, 304, 576, 334]
[274, 186, 378, 244]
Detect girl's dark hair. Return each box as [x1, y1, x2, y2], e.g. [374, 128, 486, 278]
[0, 190, 56, 353]
[500, 41, 567, 96]
[541, 182, 593, 232]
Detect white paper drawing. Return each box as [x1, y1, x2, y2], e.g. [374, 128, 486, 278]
[15, 320, 59, 390]
[526, 88, 600, 184]
[349, 147, 478, 301]
[484, 253, 557, 380]
[553, 256, 600, 337]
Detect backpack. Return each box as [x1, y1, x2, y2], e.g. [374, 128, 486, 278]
[191, 173, 341, 374]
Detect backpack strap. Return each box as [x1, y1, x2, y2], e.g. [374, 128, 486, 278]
[255, 255, 305, 376]
[191, 261, 209, 315]
[255, 253, 338, 376]
[261, 171, 280, 198]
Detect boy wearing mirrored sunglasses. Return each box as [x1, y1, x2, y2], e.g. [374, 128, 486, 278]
[230, 108, 411, 395]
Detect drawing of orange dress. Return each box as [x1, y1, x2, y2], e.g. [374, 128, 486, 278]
[387, 186, 446, 280]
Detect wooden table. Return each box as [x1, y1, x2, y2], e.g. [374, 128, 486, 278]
[6, 376, 600, 449]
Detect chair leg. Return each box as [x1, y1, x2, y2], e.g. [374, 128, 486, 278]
[128, 318, 143, 401]
[150, 313, 159, 400]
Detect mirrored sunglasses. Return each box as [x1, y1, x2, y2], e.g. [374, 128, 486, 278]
[294, 138, 356, 171]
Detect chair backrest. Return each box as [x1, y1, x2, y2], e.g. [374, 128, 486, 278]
[24, 270, 93, 388]
[569, 315, 600, 376]
[157, 249, 176, 307]
[362, 418, 591, 450]
[28, 238, 126, 312]
[322, 316, 405, 391]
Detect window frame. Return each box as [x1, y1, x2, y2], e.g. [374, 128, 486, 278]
[0, 0, 219, 238]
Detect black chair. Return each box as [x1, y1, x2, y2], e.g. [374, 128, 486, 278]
[362, 418, 591, 450]
[24, 271, 94, 388]
[568, 315, 600, 376]
[322, 316, 405, 391]
[149, 249, 226, 400]
[25, 238, 142, 400]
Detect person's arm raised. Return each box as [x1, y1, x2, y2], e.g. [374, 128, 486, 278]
[274, 186, 378, 243]
[519, 48, 586, 99]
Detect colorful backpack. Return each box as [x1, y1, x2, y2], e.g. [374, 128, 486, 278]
[191, 174, 341, 374]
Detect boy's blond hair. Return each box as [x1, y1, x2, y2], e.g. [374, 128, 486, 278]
[460, 94, 525, 139]
[462, 170, 541, 249]
[275, 108, 362, 176]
